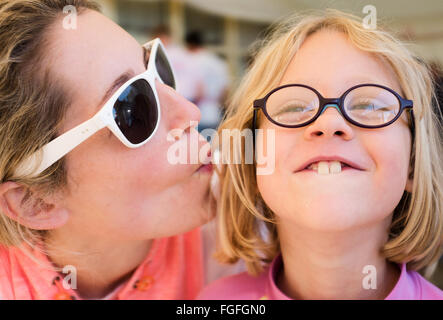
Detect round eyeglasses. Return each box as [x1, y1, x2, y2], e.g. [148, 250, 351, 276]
[253, 83, 414, 130]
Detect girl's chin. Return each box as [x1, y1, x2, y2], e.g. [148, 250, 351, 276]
[276, 204, 374, 230]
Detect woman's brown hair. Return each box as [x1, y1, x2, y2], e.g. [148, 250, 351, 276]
[0, 0, 100, 246]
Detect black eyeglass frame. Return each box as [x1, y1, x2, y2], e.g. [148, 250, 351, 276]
[252, 83, 414, 144]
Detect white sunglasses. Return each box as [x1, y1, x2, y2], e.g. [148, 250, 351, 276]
[15, 38, 175, 178]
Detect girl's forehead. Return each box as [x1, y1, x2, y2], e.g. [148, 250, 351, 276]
[280, 29, 402, 95]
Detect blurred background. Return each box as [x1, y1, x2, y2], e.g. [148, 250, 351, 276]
[99, 0, 443, 78]
[99, 0, 443, 288]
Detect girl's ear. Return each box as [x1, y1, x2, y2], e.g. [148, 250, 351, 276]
[0, 181, 69, 230]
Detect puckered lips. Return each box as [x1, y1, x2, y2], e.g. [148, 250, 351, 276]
[195, 150, 213, 174]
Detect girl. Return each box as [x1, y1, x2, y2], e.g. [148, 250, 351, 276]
[0, 0, 215, 299]
[198, 10, 443, 300]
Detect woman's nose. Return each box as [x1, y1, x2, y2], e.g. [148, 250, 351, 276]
[157, 81, 201, 133]
[303, 104, 355, 140]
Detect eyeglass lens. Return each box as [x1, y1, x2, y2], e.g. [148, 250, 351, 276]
[266, 85, 400, 127]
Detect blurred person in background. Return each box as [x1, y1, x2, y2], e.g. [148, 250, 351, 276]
[152, 25, 204, 106]
[185, 30, 229, 133]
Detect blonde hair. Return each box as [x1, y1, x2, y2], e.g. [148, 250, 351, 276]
[215, 9, 443, 275]
[0, 0, 100, 247]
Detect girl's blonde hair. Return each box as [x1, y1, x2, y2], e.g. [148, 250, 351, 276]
[0, 0, 100, 247]
[215, 9, 443, 275]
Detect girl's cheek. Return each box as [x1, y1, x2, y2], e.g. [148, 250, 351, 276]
[270, 128, 298, 171]
[366, 131, 411, 189]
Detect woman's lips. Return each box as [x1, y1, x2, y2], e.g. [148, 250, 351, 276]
[197, 163, 213, 174]
[192, 148, 213, 174]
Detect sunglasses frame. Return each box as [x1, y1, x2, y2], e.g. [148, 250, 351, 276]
[15, 38, 172, 177]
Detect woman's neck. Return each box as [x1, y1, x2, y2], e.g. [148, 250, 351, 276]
[44, 228, 153, 299]
[276, 217, 400, 300]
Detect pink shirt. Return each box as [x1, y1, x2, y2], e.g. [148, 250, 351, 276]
[0, 228, 203, 300]
[197, 255, 443, 300]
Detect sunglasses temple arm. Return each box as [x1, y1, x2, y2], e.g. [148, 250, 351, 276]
[14, 115, 106, 178]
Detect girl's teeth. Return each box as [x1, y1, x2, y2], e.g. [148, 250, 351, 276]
[308, 160, 343, 174]
[308, 163, 318, 171]
[318, 161, 329, 175]
[330, 161, 342, 174]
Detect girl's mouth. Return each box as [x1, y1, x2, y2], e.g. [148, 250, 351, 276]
[298, 160, 365, 175]
[295, 155, 366, 175]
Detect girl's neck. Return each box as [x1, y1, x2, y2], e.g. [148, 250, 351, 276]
[44, 228, 153, 299]
[276, 217, 400, 300]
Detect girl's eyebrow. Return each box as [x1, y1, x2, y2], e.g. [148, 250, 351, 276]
[286, 76, 392, 93]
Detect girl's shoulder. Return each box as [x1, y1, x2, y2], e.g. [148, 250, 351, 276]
[409, 269, 443, 300]
[387, 263, 443, 300]
[197, 269, 269, 300]
[197, 255, 291, 300]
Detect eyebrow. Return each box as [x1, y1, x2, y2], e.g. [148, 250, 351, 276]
[295, 76, 389, 89]
[96, 70, 135, 112]
[96, 46, 147, 112]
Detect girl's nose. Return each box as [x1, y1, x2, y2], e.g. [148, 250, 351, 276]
[157, 81, 201, 133]
[303, 105, 355, 140]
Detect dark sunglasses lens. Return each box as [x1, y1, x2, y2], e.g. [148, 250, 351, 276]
[155, 45, 176, 89]
[113, 79, 158, 144]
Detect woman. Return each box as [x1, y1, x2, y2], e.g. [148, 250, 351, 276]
[0, 0, 215, 299]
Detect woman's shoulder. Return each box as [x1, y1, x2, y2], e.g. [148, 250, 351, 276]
[0, 245, 16, 299]
[197, 269, 269, 300]
[0, 244, 14, 276]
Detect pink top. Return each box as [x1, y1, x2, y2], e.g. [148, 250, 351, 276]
[0, 228, 203, 300]
[197, 255, 443, 300]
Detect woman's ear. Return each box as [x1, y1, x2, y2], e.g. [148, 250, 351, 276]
[0, 181, 69, 230]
